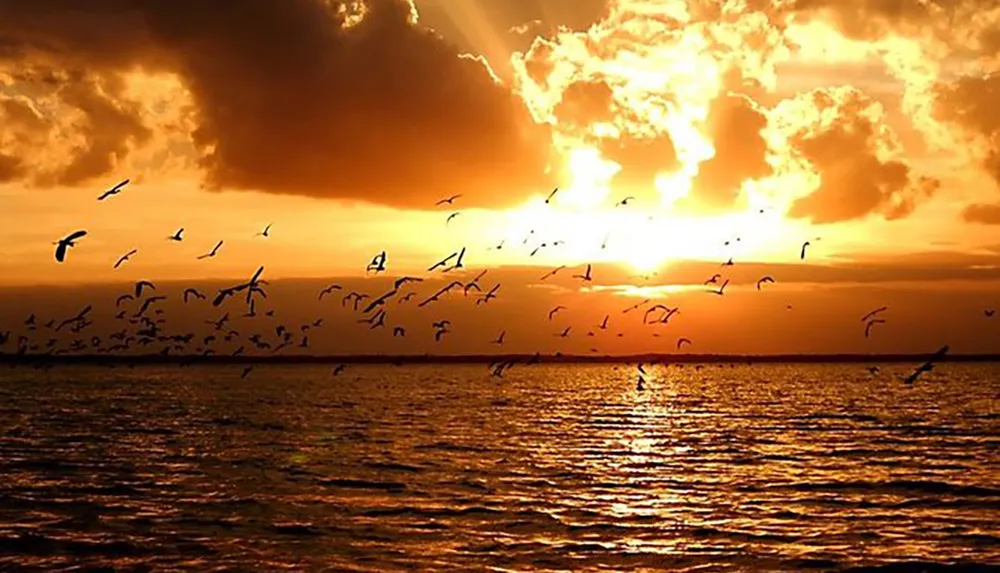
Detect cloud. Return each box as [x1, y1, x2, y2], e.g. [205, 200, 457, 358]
[771, 86, 939, 224]
[783, 0, 1000, 52]
[962, 203, 1000, 225]
[685, 92, 773, 211]
[934, 72, 1000, 222]
[553, 79, 616, 127]
[0, 0, 555, 208]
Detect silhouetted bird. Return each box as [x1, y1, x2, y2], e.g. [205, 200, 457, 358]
[183, 288, 206, 303]
[135, 281, 156, 297]
[572, 264, 592, 282]
[319, 284, 342, 300]
[800, 241, 810, 260]
[114, 249, 137, 269]
[367, 251, 387, 273]
[197, 241, 224, 260]
[545, 188, 559, 204]
[255, 223, 272, 237]
[904, 345, 949, 384]
[756, 276, 775, 290]
[861, 306, 888, 322]
[97, 179, 130, 201]
[864, 319, 885, 338]
[167, 228, 184, 241]
[443, 247, 466, 272]
[436, 194, 461, 206]
[541, 266, 566, 280]
[53, 230, 87, 263]
[429, 252, 457, 272]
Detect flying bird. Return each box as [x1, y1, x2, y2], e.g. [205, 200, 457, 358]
[444, 247, 466, 272]
[545, 188, 559, 204]
[756, 276, 774, 290]
[394, 276, 423, 289]
[800, 241, 810, 260]
[436, 194, 461, 206]
[705, 274, 722, 285]
[367, 251, 387, 273]
[477, 284, 500, 305]
[548, 306, 566, 320]
[623, 299, 650, 314]
[711, 279, 729, 296]
[53, 230, 87, 263]
[446, 212, 461, 226]
[615, 196, 635, 207]
[114, 249, 138, 269]
[183, 288, 206, 303]
[428, 252, 457, 272]
[97, 179, 130, 201]
[167, 228, 184, 242]
[677, 338, 692, 350]
[255, 223, 272, 237]
[903, 345, 949, 384]
[864, 319, 885, 339]
[197, 241, 224, 260]
[319, 284, 343, 300]
[861, 306, 888, 322]
[492, 330, 506, 345]
[135, 281, 156, 297]
[541, 266, 566, 281]
[986, 309, 996, 318]
[572, 264, 592, 282]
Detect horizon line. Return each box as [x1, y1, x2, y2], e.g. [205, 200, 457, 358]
[0, 352, 991, 365]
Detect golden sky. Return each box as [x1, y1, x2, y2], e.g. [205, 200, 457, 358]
[1, 0, 999, 355]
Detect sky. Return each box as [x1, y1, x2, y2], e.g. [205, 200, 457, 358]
[1, 0, 1000, 356]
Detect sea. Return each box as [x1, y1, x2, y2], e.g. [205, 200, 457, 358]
[0, 362, 998, 572]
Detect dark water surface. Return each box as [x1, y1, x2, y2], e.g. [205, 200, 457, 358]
[0, 363, 998, 572]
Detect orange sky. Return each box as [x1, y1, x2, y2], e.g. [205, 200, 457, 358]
[1, 0, 999, 355]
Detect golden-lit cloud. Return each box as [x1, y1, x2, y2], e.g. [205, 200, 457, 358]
[1, 0, 999, 243]
[0, 0, 555, 208]
[770, 86, 940, 223]
[933, 72, 1000, 223]
[684, 93, 772, 212]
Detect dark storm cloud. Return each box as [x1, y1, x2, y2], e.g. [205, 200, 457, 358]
[0, 0, 555, 207]
[785, 87, 939, 224]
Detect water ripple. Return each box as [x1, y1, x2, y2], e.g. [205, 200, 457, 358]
[0, 363, 998, 571]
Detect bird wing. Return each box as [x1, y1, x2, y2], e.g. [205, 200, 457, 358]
[54, 242, 68, 262]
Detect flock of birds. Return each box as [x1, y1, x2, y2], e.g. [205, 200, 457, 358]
[4, 180, 988, 388]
